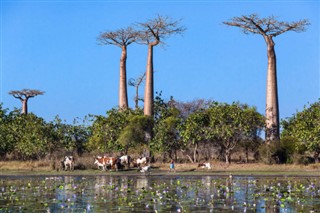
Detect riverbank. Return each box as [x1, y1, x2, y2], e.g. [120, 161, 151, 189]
[1, 161, 320, 176]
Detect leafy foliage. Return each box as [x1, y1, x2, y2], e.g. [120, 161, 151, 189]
[178, 109, 209, 163]
[87, 108, 143, 153]
[1, 98, 317, 165]
[152, 104, 182, 160]
[0, 104, 13, 157]
[281, 100, 320, 162]
[118, 115, 152, 154]
[4, 111, 54, 160]
[206, 102, 264, 164]
[51, 116, 91, 156]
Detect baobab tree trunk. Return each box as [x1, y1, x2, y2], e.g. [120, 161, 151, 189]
[264, 35, 280, 143]
[144, 44, 154, 116]
[119, 46, 128, 110]
[143, 43, 157, 161]
[22, 99, 28, 114]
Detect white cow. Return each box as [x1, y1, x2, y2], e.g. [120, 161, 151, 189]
[140, 165, 151, 175]
[198, 162, 211, 170]
[119, 155, 131, 168]
[136, 157, 149, 167]
[63, 156, 75, 171]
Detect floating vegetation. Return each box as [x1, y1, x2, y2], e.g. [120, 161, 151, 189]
[0, 175, 320, 212]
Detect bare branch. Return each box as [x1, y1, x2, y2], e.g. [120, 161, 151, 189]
[128, 72, 146, 109]
[97, 26, 139, 47]
[223, 14, 310, 38]
[9, 89, 44, 114]
[136, 14, 186, 46]
[9, 89, 44, 100]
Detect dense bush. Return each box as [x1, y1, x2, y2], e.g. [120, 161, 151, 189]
[0, 106, 91, 160]
[258, 137, 298, 164]
[1, 99, 319, 165]
[281, 100, 320, 163]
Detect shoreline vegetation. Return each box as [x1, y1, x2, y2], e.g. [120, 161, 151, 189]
[1, 161, 320, 177]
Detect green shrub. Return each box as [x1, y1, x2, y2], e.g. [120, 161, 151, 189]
[258, 136, 298, 164]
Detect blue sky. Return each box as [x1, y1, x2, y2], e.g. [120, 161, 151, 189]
[1, 1, 319, 123]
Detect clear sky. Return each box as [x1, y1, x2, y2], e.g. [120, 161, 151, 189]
[1, 0, 319, 123]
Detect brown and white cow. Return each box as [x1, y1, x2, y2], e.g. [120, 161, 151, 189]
[94, 156, 117, 171]
[106, 157, 117, 170]
[94, 156, 107, 170]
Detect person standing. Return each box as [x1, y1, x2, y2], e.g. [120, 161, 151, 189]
[169, 159, 175, 172]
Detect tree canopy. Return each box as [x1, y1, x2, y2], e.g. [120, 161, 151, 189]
[223, 14, 309, 37]
[282, 100, 320, 162]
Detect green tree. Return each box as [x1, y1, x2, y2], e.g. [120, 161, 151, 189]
[152, 96, 182, 161]
[179, 109, 210, 163]
[51, 116, 91, 156]
[282, 100, 320, 163]
[206, 102, 264, 164]
[87, 108, 142, 153]
[0, 104, 13, 158]
[6, 112, 53, 160]
[118, 115, 152, 155]
[223, 14, 309, 143]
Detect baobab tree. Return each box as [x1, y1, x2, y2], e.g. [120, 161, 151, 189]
[98, 27, 139, 110]
[223, 14, 309, 143]
[137, 15, 186, 117]
[9, 89, 44, 114]
[128, 72, 146, 109]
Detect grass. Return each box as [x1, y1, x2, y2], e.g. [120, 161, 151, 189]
[1, 160, 320, 176]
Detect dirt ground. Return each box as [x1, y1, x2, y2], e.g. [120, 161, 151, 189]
[1, 161, 320, 176]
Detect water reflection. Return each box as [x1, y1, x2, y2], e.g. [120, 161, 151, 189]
[136, 177, 148, 190]
[0, 175, 320, 212]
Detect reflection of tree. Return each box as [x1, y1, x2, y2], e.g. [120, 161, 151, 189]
[94, 176, 108, 196]
[3, 176, 319, 212]
[224, 177, 235, 207]
[136, 177, 148, 189]
[201, 176, 213, 195]
[54, 176, 78, 210]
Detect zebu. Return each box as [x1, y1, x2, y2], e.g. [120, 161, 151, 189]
[62, 156, 75, 171]
[198, 162, 211, 170]
[94, 156, 117, 171]
[119, 155, 131, 168]
[135, 156, 149, 168]
[140, 165, 151, 175]
[94, 156, 107, 170]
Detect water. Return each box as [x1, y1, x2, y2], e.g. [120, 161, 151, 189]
[0, 175, 320, 212]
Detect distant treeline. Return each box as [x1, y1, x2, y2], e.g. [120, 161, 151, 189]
[0, 97, 319, 165]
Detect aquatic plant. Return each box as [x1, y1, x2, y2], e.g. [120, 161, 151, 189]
[0, 175, 320, 212]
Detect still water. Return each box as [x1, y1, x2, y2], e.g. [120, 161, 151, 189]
[1, 175, 320, 212]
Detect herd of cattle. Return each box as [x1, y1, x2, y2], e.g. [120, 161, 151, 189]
[61, 155, 151, 173]
[61, 155, 212, 174]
